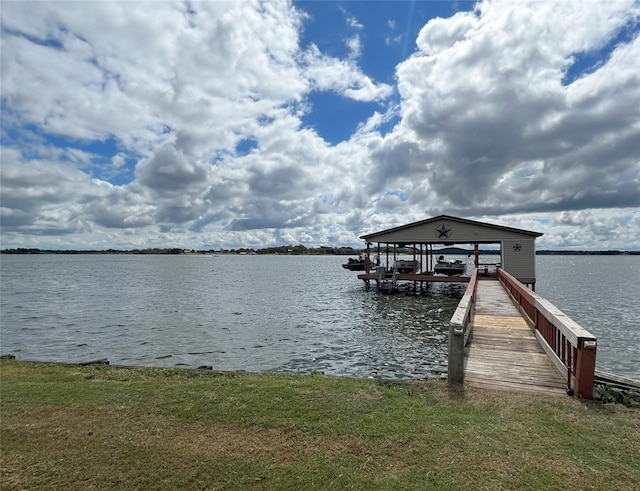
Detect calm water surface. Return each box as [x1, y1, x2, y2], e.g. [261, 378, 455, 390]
[1, 254, 638, 380]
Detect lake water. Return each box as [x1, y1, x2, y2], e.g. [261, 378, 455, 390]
[534, 255, 640, 380]
[1, 254, 638, 380]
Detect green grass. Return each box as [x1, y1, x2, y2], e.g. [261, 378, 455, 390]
[1, 359, 639, 490]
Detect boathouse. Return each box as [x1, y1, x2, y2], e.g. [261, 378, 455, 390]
[359, 215, 543, 289]
[355, 215, 609, 399]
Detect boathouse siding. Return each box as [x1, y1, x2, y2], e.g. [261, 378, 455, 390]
[360, 215, 542, 287]
[501, 238, 536, 285]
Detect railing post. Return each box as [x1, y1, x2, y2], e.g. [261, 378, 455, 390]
[448, 324, 465, 384]
[575, 339, 597, 399]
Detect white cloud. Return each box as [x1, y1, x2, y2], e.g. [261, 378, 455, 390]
[301, 44, 393, 101]
[346, 35, 362, 60]
[1, 0, 639, 251]
[385, 0, 640, 218]
[415, 11, 479, 55]
[112, 154, 126, 168]
[347, 16, 364, 30]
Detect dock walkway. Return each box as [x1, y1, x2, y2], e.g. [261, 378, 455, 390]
[464, 279, 567, 396]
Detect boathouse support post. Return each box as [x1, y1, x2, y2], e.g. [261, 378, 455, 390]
[365, 242, 371, 274]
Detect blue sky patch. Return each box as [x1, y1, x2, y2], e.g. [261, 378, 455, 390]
[562, 20, 640, 86]
[235, 137, 259, 156]
[302, 91, 382, 144]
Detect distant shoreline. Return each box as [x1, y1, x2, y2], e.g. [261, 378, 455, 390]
[2, 247, 639, 256]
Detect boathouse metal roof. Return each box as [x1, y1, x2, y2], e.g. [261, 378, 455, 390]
[360, 215, 543, 243]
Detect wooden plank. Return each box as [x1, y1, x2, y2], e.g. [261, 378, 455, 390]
[470, 334, 541, 345]
[472, 314, 529, 329]
[465, 377, 567, 396]
[464, 280, 566, 395]
[465, 364, 565, 382]
[357, 273, 470, 282]
[466, 367, 565, 383]
[595, 370, 640, 389]
[474, 281, 522, 316]
[466, 375, 564, 388]
[468, 336, 541, 349]
[465, 365, 558, 378]
[465, 353, 559, 367]
[465, 368, 563, 383]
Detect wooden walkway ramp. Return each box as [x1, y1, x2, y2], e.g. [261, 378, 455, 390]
[464, 279, 567, 396]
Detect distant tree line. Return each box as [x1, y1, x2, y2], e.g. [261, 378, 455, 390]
[536, 250, 640, 255]
[1, 248, 184, 255]
[255, 245, 361, 255]
[1, 246, 364, 255]
[2, 247, 638, 256]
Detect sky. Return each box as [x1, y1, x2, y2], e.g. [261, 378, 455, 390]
[1, 0, 639, 251]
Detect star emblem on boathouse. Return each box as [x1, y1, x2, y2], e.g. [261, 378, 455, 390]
[513, 243, 522, 251]
[435, 224, 452, 239]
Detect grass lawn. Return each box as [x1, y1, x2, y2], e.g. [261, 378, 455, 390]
[1, 359, 639, 490]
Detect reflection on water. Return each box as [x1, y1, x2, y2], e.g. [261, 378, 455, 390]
[1, 254, 638, 380]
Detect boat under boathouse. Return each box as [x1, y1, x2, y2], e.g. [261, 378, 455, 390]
[358, 215, 543, 292]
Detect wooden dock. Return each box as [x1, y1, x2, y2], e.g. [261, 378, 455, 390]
[464, 279, 567, 396]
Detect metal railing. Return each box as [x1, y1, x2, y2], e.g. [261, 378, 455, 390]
[497, 268, 597, 399]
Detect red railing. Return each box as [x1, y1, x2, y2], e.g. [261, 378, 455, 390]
[497, 268, 597, 399]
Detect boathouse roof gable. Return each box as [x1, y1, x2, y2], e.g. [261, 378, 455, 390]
[360, 215, 543, 243]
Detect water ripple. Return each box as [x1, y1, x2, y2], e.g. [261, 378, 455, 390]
[1, 254, 638, 380]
